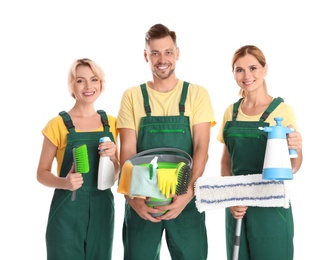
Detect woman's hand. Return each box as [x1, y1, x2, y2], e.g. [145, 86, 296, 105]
[229, 205, 248, 219]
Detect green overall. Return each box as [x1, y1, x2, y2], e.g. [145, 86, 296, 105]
[223, 98, 294, 260]
[46, 110, 115, 260]
[122, 82, 208, 260]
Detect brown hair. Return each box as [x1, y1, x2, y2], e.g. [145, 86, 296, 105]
[232, 45, 267, 98]
[67, 58, 106, 99]
[145, 24, 177, 46]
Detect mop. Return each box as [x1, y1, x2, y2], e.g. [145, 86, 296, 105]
[194, 174, 290, 212]
[194, 174, 290, 260]
[196, 117, 295, 259]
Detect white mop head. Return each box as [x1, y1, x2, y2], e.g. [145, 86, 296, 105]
[194, 174, 290, 213]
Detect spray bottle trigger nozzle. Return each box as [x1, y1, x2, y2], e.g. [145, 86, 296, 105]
[99, 137, 111, 143]
[149, 156, 158, 180]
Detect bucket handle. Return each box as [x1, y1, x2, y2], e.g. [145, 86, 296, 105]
[129, 147, 193, 167]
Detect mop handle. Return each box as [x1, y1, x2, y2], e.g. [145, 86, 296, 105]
[232, 218, 242, 260]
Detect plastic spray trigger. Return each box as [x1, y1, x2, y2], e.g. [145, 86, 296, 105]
[149, 156, 158, 180]
[99, 137, 111, 143]
[99, 137, 111, 152]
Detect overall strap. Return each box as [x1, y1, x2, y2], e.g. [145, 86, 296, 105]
[179, 81, 189, 116]
[232, 98, 243, 121]
[260, 97, 284, 121]
[140, 82, 190, 116]
[140, 83, 151, 116]
[97, 110, 110, 132]
[59, 111, 76, 133]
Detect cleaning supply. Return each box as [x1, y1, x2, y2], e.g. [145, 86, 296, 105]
[118, 159, 166, 200]
[156, 161, 192, 198]
[97, 137, 115, 190]
[175, 162, 191, 195]
[259, 117, 297, 180]
[157, 168, 178, 198]
[130, 161, 167, 200]
[145, 197, 172, 217]
[194, 174, 290, 212]
[146, 156, 173, 217]
[71, 144, 90, 201]
[233, 218, 242, 260]
[149, 156, 158, 180]
[118, 147, 193, 217]
[128, 147, 192, 169]
[194, 173, 290, 260]
[117, 160, 134, 197]
[148, 161, 192, 216]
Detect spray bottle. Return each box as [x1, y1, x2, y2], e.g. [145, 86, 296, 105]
[97, 137, 115, 190]
[259, 117, 297, 180]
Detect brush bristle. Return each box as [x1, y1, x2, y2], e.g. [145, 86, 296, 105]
[73, 145, 90, 173]
[175, 162, 191, 195]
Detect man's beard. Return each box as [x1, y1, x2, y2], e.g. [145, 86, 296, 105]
[153, 68, 175, 80]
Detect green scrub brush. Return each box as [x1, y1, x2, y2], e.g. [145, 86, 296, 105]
[71, 144, 90, 201]
[175, 161, 191, 195]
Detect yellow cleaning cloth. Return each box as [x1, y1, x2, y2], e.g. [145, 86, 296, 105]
[157, 168, 177, 198]
[117, 161, 133, 196]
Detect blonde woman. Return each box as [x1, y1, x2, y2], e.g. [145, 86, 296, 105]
[37, 58, 119, 259]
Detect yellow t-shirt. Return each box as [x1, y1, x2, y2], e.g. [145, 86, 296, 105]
[217, 99, 298, 144]
[42, 113, 117, 176]
[117, 80, 216, 135]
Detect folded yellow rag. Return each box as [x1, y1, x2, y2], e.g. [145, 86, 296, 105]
[117, 161, 133, 196]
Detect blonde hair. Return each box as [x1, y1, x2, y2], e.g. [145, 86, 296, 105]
[68, 58, 106, 99]
[232, 45, 267, 98]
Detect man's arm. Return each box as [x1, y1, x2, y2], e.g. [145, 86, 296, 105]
[188, 122, 211, 195]
[119, 128, 137, 166]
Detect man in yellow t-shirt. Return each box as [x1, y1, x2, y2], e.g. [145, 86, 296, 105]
[117, 23, 215, 260]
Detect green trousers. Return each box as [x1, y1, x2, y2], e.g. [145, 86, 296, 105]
[122, 197, 207, 260]
[226, 206, 294, 260]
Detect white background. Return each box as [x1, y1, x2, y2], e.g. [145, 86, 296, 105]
[1, 0, 334, 259]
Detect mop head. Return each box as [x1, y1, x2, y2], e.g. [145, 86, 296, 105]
[194, 174, 290, 213]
